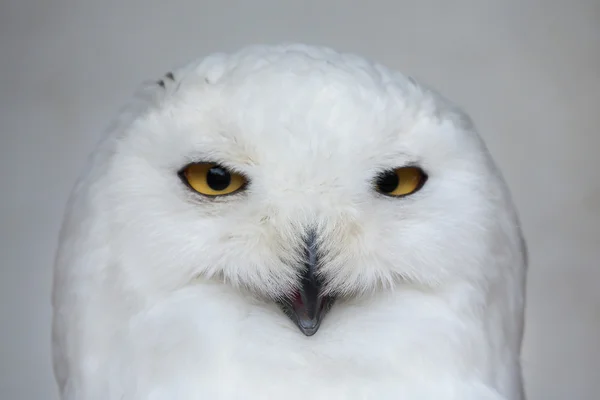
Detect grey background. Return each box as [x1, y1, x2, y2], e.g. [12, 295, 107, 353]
[1, 0, 598, 399]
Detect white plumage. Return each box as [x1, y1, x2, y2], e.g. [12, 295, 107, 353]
[52, 44, 527, 399]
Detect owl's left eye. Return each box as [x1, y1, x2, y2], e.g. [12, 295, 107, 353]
[180, 163, 247, 196]
[375, 166, 427, 197]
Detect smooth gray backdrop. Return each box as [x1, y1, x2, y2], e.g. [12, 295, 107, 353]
[1, 1, 598, 399]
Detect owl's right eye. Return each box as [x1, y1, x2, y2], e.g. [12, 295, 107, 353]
[179, 163, 247, 197]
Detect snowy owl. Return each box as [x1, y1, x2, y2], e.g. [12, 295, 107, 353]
[51, 44, 527, 400]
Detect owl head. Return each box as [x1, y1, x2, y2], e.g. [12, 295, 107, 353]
[57, 44, 525, 336]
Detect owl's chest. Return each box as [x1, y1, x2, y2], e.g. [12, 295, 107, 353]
[95, 291, 490, 400]
[108, 343, 496, 400]
[111, 335, 467, 400]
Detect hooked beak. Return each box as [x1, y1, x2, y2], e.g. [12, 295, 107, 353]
[279, 232, 335, 336]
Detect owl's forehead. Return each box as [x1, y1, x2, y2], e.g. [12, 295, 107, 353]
[133, 47, 470, 174]
[165, 57, 427, 164]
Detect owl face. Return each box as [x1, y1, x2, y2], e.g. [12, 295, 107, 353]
[102, 46, 503, 335]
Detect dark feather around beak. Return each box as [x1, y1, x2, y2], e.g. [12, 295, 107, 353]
[279, 231, 334, 336]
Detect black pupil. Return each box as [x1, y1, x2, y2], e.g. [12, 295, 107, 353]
[376, 171, 399, 193]
[206, 166, 231, 191]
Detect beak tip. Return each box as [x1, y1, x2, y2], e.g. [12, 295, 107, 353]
[297, 319, 321, 336]
[299, 327, 319, 336]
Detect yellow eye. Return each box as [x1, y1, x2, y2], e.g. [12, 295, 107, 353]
[375, 166, 427, 197]
[181, 163, 247, 196]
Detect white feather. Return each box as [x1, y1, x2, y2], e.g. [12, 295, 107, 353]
[52, 44, 527, 399]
